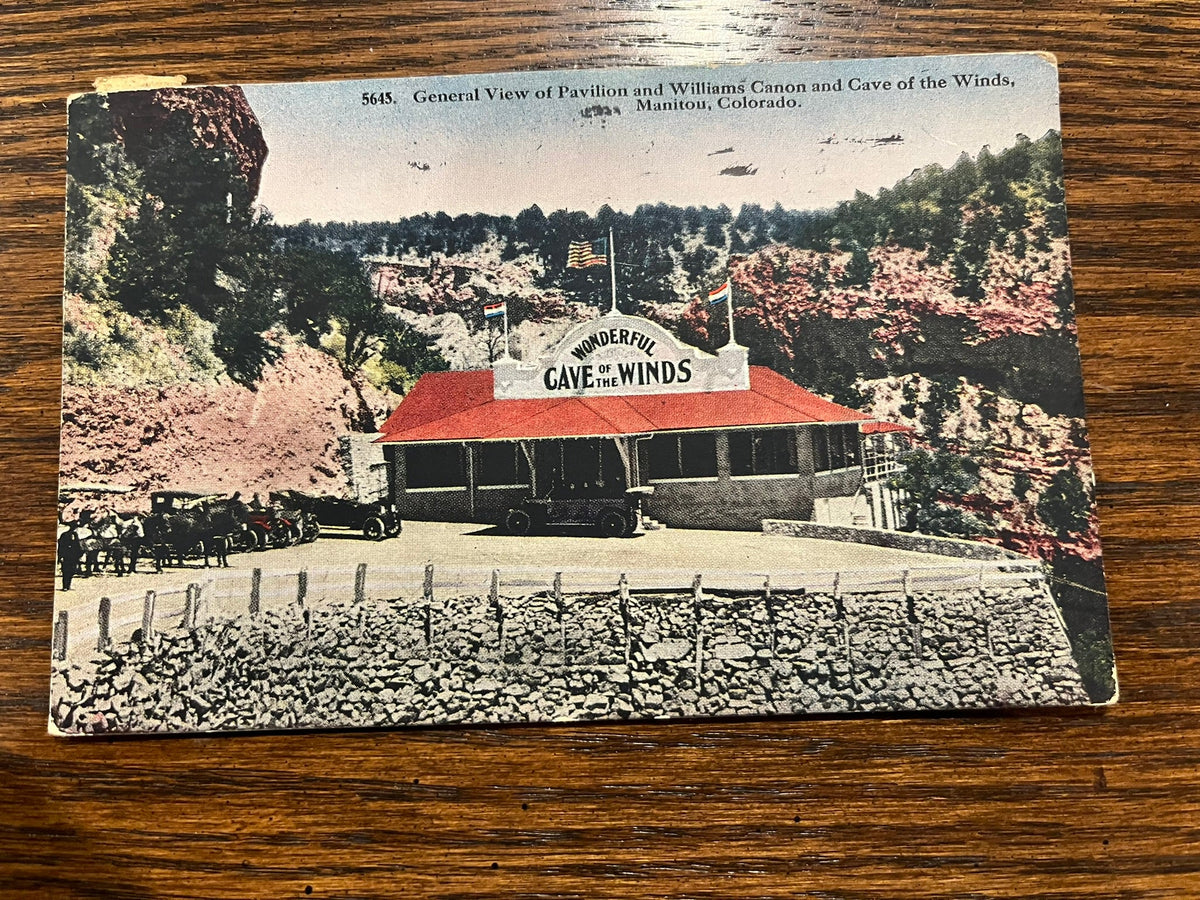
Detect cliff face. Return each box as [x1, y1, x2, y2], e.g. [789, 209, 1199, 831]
[107, 86, 268, 196]
[62, 86, 395, 513]
[59, 343, 390, 516]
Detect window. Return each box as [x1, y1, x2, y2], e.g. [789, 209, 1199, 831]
[679, 433, 718, 478]
[813, 424, 862, 473]
[642, 432, 718, 480]
[729, 429, 798, 476]
[406, 444, 467, 488]
[476, 443, 529, 486]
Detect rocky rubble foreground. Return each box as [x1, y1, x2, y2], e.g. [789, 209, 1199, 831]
[51, 583, 1090, 734]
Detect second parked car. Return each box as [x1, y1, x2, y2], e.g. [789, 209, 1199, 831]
[270, 491, 402, 541]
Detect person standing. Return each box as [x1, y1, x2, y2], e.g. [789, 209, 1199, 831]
[57, 523, 82, 591]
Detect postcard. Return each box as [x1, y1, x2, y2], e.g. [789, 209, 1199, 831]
[51, 53, 1115, 735]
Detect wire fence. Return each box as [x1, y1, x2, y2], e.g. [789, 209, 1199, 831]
[51, 558, 1048, 666]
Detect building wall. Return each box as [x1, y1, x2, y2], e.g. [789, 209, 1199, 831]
[645, 475, 815, 530]
[386, 444, 529, 526]
[402, 487, 473, 523]
[810, 467, 872, 527]
[340, 433, 389, 504]
[644, 429, 821, 531]
[387, 426, 877, 532]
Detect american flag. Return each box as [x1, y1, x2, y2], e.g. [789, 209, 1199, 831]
[567, 238, 608, 268]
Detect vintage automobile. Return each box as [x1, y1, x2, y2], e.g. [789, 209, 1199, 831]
[263, 496, 320, 545]
[242, 504, 303, 549]
[149, 489, 223, 514]
[503, 487, 650, 538]
[271, 491, 402, 541]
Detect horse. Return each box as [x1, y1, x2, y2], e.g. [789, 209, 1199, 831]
[94, 517, 128, 575]
[113, 513, 147, 574]
[201, 499, 250, 562]
[72, 514, 132, 576]
[143, 501, 245, 569]
[78, 518, 120, 577]
[155, 511, 214, 568]
[76, 522, 101, 577]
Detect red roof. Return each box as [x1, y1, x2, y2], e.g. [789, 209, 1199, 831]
[377, 366, 900, 444]
[862, 421, 915, 435]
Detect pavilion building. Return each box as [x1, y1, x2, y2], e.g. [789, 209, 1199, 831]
[375, 310, 910, 532]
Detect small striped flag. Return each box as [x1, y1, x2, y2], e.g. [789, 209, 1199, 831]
[708, 281, 731, 305]
[483, 300, 506, 320]
[567, 238, 608, 269]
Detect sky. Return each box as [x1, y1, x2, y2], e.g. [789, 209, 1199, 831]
[241, 53, 1061, 225]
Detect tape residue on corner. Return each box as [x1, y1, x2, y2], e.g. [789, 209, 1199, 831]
[93, 74, 188, 93]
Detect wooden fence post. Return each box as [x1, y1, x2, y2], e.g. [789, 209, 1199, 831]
[142, 590, 156, 641]
[423, 563, 434, 647]
[618, 573, 631, 666]
[296, 569, 308, 610]
[902, 568, 912, 598]
[833, 572, 841, 600]
[354, 563, 368, 605]
[490, 569, 504, 661]
[97, 597, 111, 652]
[52, 610, 68, 661]
[195, 580, 208, 625]
[763, 576, 776, 656]
[554, 572, 565, 665]
[692, 574, 704, 687]
[248, 569, 261, 619]
[843, 619, 855, 695]
[182, 584, 195, 628]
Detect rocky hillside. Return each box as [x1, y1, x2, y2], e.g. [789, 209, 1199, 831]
[59, 341, 391, 518]
[62, 86, 405, 510]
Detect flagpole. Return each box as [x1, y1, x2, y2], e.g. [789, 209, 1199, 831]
[608, 227, 618, 316]
[503, 301, 510, 359]
[726, 278, 736, 346]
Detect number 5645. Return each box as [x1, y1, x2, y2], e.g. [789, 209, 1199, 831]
[362, 92, 394, 105]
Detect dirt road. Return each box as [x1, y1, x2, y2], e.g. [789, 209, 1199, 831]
[54, 520, 949, 609]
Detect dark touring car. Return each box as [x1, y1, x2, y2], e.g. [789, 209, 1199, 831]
[504, 487, 649, 538]
[271, 491, 402, 541]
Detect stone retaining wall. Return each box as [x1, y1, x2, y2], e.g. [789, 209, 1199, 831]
[762, 519, 1022, 561]
[51, 572, 1090, 734]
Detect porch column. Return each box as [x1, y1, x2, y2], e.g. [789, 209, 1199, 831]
[716, 432, 731, 482]
[518, 441, 537, 495]
[613, 437, 635, 488]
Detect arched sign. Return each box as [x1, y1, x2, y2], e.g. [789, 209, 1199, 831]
[493, 312, 750, 400]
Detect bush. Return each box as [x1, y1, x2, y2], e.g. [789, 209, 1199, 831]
[1037, 468, 1090, 538]
[890, 448, 988, 538]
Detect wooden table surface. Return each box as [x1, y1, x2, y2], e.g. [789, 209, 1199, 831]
[3, 3, 1198, 897]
